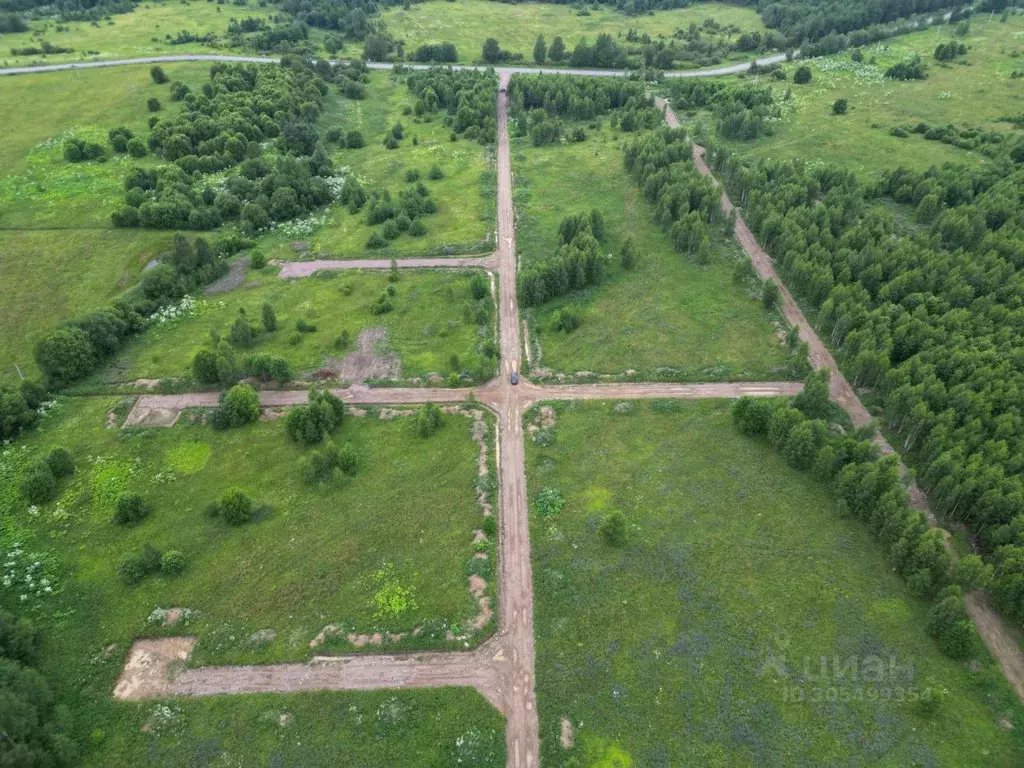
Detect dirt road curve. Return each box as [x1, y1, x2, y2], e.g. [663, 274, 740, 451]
[0, 52, 788, 79]
[277, 255, 497, 278]
[660, 99, 1024, 706]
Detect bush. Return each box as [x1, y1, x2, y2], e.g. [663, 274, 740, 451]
[346, 130, 365, 148]
[211, 487, 253, 526]
[126, 138, 147, 158]
[415, 402, 443, 437]
[150, 65, 168, 84]
[599, 510, 628, 546]
[20, 460, 56, 505]
[793, 65, 812, 84]
[117, 554, 148, 586]
[326, 127, 342, 143]
[113, 493, 150, 525]
[160, 550, 187, 576]
[44, 448, 74, 479]
[261, 301, 277, 331]
[405, 169, 420, 182]
[551, 305, 582, 333]
[285, 388, 344, 446]
[408, 219, 427, 237]
[832, 98, 848, 115]
[367, 231, 387, 249]
[147, 97, 161, 112]
[34, 326, 96, 387]
[427, 164, 444, 180]
[215, 383, 260, 428]
[927, 585, 976, 659]
[192, 350, 220, 384]
[534, 487, 565, 517]
[301, 440, 358, 483]
[762, 278, 780, 309]
[244, 354, 292, 383]
[295, 318, 317, 333]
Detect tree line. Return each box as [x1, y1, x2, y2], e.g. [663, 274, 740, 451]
[406, 67, 498, 143]
[667, 78, 782, 141]
[518, 211, 607, 307]
[702, 131, 1024, 625]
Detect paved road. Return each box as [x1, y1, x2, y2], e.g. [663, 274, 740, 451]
[0, 52, 788, 78]
[277, 255, 497, 278]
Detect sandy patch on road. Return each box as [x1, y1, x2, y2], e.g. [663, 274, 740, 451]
[123, 405, 180, 428]
[113, 637, 196, 700]
[324, 328, 400, 384]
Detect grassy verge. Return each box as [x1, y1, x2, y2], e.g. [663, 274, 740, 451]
[525, 399, 1024, 766]
[89, 267, 497, 386]
[513, 126, 795, 381]
[382, 0, 766, 66]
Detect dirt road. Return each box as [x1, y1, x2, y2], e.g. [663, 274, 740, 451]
[277, 255, 497, 278]
[658, 99, 1024, 707]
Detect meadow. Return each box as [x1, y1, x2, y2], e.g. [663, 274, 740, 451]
[93, 268, 497, 386]
[382, 0, 767, 66]
[513, 126, 796, 381]
[258, 70, 495, 262]
[713, 13, 1024, 177]
[89, 689, 506, 767]
[0, 0, 276, 67]
[525, 399, 1024, 766]
[3, 396, 494, 669]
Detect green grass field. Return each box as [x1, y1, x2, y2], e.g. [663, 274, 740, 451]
[88, 689, 505, 767]
[382, 0, 766, 66]
[94, 268, 496, 385]
[0, 63, 212, 381]
[5, 396, 493, 669]
[525, 399, 1024, 766]
[714, 13, 1024, 177]
[513, 127, 795, 381]
[0, 0, 276, 67]
[259, 70, 495, 262]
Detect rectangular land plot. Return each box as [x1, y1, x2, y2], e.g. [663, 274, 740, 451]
[260, 70, 495, 261]
[714, 14, 1024, 177]
[8, 396, 495, 670]
[85, 689, 505, 767]
[514, 128, 796, 381]
[382, 0, 767, 66]
[525, 399, 1024, 766]
[95, 268, 497, 385]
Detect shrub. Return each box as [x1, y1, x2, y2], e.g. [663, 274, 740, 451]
[44, 448, 74, 479]
[150, 65, 168, 84]
[405, 169, 420, 182]
[295, 318, 317, 333]
[346, 131, 365, 148]
[762, 278, 780, 309]
[534, 487, 565, 517]
[249, 251, 267, 270]
[408, 219, 427, 237]
[599, 510, 628, 546]
[793, 65, 812, 84]
[160, 550, 187, 576]
[169, 81, 190, 101]
[415, 403, 443, 437]
[20, 461, 56, 505]
[34, 326, 96, 387]
[326, 127, 342, 143]
[210, 487, 253, 526]
[192, 350, 220, 384]
[483, 514, 497, 538]
[243, 354, 292, 383]
[832, 99, 848, 115]
[113, 493, 150, 525]
[927, 585, 976, 659]
[551, 305, 582, 333]
[126, 138, 147, 158]
[285, 388, 344, 446]
[260, 302, 278, 331]
[384, 135, 399, 150]
[215, 383, 260, 428]
[301, 440, 357, 483]
[117, 554, 148, 586]
[147, 97, 161, 112]
[367, 232, 388, 249]
[227, 313, 256, 349]
[427, 164, 444, 180]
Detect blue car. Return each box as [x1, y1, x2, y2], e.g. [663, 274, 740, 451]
[510, 371, 519, 385]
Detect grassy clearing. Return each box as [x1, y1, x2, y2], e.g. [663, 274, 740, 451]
[0, 62, 209, 228]
[382, 0, 765, 65]
[4, 396, 492, 670]
[715, 13, 1024, 177]
[513, 127, 793, 380]
[95, 267, 496, 385]
[0, 0, 276, 68]
[259, 71, 495, 261]
[525, 399, 1024, 766]
[88, 689, 505, 767]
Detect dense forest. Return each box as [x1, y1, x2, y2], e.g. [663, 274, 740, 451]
[701, 131, 1024, 624]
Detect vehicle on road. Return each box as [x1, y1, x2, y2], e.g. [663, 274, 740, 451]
[510, 362, 519, 385]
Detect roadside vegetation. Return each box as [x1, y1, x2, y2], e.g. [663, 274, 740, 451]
[525, 398, 1024, 766]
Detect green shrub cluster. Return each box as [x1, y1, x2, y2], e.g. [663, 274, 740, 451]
[285, 388, 344, 446]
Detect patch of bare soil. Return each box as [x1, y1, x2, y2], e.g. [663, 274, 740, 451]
[133, 378, 161, 390]
[560, 718, 575, 749]
[468, 575, 487, 598]
[204, 257, 250, 295]
[309, 625, 342, 649]
[113, 637, 196, 700]
[123, 406, 180, 428]
[105, 411, 118, 429]
[471, 598, 493, 631]
[379, 407, 415, 420]
[259, 408, 287, 421]
[323, 328, 400, 384]
[527, 406, 555, 436]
